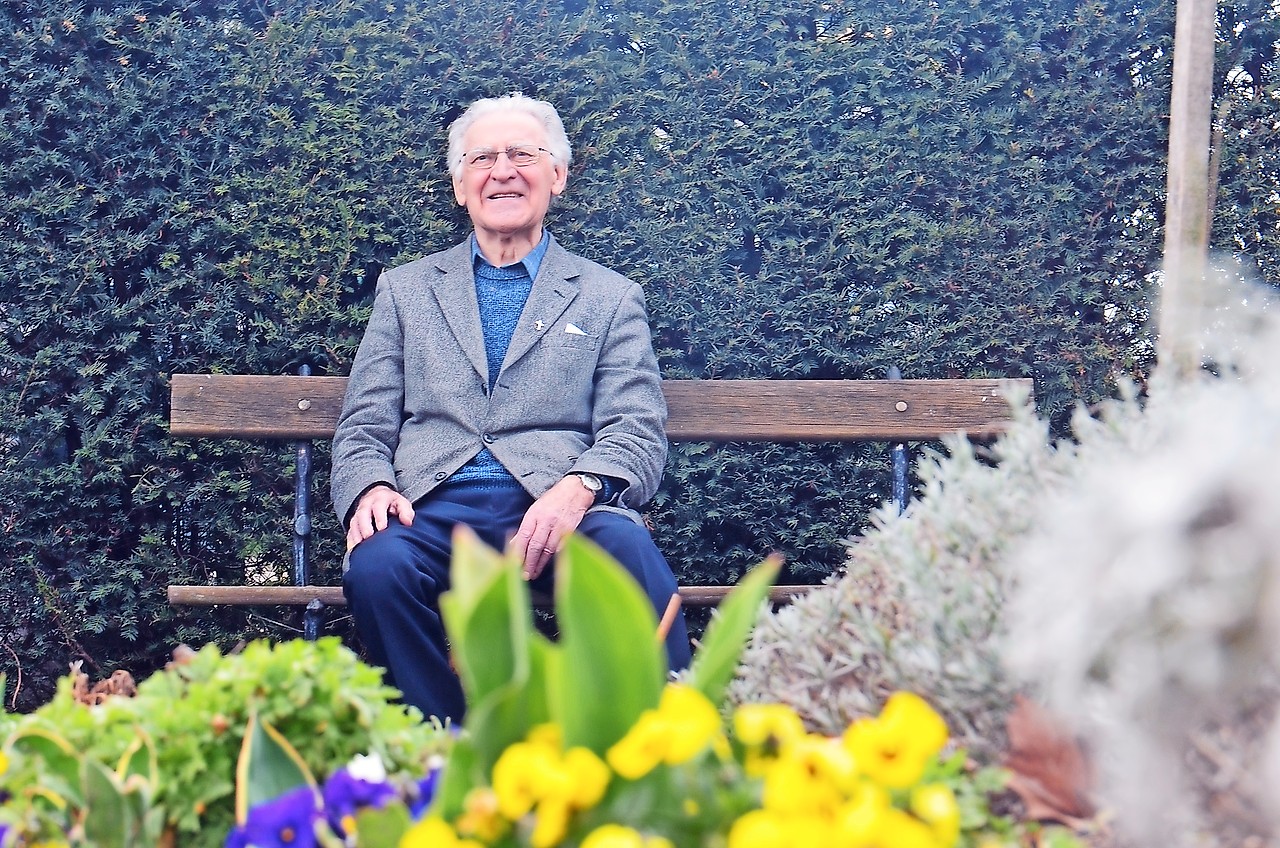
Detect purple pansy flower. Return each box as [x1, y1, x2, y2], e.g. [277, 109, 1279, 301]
[322, 767, 397, 837]
[408, 765, 443, 819]
[224, 785, 321, 848]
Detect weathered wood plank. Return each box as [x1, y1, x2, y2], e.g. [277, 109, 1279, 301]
[167, 583, 812, 607]
[661, 378, 1029, 441]
[170, 374, 350, 439]
[171, 374, 1030, 441]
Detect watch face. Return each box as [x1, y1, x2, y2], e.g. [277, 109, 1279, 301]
[576, 473, 603, 493]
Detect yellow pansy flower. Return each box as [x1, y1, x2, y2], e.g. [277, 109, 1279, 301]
[607, 684, 722, 779]
[879, 692, 948, 755]
[607, 709, 669, 779]
[734, 703, 807, 775]
[867, 807, 941, 848]
[493, 741, 555, 818]
[834, 780, 892, 843]
[734, 703, 806, 748]
[910, 783, 961, 847]
[760, 734, 857, 817]
[580, 823, 675, 848]
[456, 787, 506, 842]
[492, 724, 612, 847]
[529, 796, 572, 848]
[400, 816, 484, 848]
[563, 746, 611, 808]
[843, 692, 948, 789]
[657, 683, 722, 763]
[727, 809, 789, 848]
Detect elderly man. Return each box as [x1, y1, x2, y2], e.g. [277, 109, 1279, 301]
[330, 93, 691, 723]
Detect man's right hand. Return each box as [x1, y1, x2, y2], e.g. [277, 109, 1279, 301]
[346, 484, 415, 551]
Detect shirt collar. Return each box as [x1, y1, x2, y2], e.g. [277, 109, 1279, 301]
[470, 231, 551, 282]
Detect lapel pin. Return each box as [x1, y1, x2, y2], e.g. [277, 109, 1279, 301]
[534, 320, 545, 331]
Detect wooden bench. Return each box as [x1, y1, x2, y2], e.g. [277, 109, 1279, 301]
[167, 371, 1031, 638]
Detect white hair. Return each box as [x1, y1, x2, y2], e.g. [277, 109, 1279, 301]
[446, 93, 572, 180]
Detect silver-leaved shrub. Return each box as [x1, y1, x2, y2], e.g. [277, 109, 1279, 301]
[726, 381, 1066, 757]
[1005, 282, 1280, 846]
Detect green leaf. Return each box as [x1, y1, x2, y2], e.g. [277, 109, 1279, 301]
[81, 757, 133, 848]
[354, 802, 413, 844]
[234, 713, 317, 824]
[556, 534, 666, 754]
[10, 727, 84, 808]
[684, 555, 782, 705]
[433, 735, 479, 820]
[440, 528, 541, 771]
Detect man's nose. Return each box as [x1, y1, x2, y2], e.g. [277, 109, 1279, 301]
[490, 151, 519, 177]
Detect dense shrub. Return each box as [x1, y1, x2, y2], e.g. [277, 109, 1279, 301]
[1, 0, 1276, 709]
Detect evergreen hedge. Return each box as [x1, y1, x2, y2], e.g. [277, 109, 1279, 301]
[1, 0, 1276, 710]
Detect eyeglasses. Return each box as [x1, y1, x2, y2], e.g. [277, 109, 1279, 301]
[461, 144, 553, 170]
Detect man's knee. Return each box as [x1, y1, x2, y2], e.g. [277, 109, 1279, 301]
[579, 512, 675, 590]
[343, 525, 442, 603]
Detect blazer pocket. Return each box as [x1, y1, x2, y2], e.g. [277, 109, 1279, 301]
[549, 334, 599, 351]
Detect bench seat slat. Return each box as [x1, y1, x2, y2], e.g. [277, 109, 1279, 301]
[170, 374, 1030, 442]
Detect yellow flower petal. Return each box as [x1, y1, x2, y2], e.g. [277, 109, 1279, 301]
[733, 703, 806, 748]
[911, 783, 961, 847]
[727, 809, 790, 848]
[607, 709, 668, 779]
[656, 684, 722, 764]
[400, 817, 462, 848]
[580, 823, 646, 848]
[564, 746, 611, 808]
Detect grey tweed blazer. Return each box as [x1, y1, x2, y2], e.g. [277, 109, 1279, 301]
[330, 235, 669, 525]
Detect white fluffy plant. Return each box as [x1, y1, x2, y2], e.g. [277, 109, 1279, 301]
[1004, 283, 1280, 846]
[726, 381, 1072, 756]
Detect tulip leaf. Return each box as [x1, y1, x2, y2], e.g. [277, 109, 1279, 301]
[234, 713, 316, 823]
[684, 555, 782, 705]
[10, 727, 83, 808]
[556, 534, 665, 753]
[81, 757, 131, 848]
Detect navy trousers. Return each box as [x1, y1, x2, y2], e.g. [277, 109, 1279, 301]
[342, 481, 692, 723]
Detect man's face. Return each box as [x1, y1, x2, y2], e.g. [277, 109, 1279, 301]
[452, 110, 567, 244]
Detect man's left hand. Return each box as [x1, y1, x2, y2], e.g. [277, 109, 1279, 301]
[509, 476, 595, 580]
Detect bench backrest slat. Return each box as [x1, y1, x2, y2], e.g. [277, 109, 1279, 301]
[170, 373, 1031, 442]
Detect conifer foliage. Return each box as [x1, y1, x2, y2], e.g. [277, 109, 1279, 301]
[1, 0, 1276, 710]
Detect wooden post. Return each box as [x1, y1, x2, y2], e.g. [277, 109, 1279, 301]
[1158, 0, 1217, 379]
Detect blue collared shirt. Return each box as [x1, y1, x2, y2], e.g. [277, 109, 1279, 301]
[470, 230, 551, 281]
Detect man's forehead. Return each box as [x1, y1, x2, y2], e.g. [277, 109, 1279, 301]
[464, 110, 546, 146]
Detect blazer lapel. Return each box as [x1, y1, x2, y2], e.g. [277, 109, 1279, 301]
[500, 238, 581, 374]
[429, 241, 489, 385]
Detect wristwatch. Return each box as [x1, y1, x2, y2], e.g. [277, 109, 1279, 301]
[570, 472, 604, 502]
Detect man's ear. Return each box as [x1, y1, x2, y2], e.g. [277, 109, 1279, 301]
[452, 172, 467, 206]
[550, 163, 568, 197]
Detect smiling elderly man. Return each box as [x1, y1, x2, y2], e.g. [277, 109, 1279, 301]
[330, 93, 691, 723]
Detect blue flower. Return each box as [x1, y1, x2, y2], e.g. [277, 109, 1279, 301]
[408, 767, 442, 819]
[322, 767, 397, 837]
[225, 785, 321, 848]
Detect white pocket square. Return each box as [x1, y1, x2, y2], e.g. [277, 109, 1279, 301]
[564, 323, 588, 336]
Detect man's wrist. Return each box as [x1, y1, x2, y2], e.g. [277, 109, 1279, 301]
[568, 472, 604, 504]
[566, 473, 623, 506]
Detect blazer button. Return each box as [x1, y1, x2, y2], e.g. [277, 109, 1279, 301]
[434, 471, 447, 481]
[482, 434, 495, 444]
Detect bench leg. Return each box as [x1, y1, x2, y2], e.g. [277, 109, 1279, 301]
[304, 599, 325, 641]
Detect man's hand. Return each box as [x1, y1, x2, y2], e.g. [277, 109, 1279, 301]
[346, 484, 416, 551]
[509, 476, 595, 580]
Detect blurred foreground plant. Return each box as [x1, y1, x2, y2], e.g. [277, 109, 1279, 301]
[0, 639, 447, 847]
[227, 530, 1025, 848]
